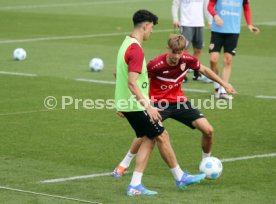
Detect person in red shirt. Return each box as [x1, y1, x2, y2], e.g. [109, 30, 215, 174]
[116, 13, 208, 195]
[208, 0, 260, 99]
[113, 34, 236, 177]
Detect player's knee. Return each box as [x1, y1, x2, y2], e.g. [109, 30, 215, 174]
[155, 130, 169, 143]
[210, 55, 218, 65]
[143, 137, 156, 150]
[194, 48, 201, 56]
[224, 56, 232, 67]
[204, 126, 214, 139]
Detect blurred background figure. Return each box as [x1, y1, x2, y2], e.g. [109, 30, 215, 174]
[208, 0, 260, 99]
[172, 0, 213, 83]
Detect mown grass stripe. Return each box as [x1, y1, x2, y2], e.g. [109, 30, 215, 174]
[40, 153, 276, 183]
[0, 186, 101, 204]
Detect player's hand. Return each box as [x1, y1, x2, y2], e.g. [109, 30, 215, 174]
[146, 105, 162, 123]
[117, 112, 125, 118]
[223, 83, 237, 95]
[248, 25, 260, 34]
[173, 20, 180, 29]
[214, 15, 223, 27]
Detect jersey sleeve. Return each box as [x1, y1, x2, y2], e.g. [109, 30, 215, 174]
[124, 43, 144, 73]
[204, 0, 213, 25]
[208, 0, 217, 16]
[186, 57, 200, 71]
[243, 0, 252, 26]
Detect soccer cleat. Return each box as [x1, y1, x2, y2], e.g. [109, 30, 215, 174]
[193, 70, 202, 81]
[200, 76, 213, 83]
[176, 172, 206, 190]
[112, 165, 127, 178]
[214, 92, 233, 100]
[214, 89, 233, 100]
[214, 89, 220, 99]
[127, 184, 158, 196]
[219, 93, 233, 100]
[194, 75, 212, 83]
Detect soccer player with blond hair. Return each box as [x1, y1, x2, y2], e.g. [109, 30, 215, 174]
[114, 34, 236, 183]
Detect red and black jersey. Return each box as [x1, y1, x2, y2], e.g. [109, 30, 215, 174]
[147, 52, 200, 103]
[124, 36, 144, 73]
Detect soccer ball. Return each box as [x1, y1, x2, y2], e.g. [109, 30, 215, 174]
[199, 157, 223, 179]
[89, 58, 104, 71]
[13, 48, 27, 61]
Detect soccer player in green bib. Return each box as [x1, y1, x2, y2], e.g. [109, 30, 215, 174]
[115, 10, 206, 196]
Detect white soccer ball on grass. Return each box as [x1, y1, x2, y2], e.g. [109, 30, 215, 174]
[199, 156, 223, 179]
[89, 58, 104, 72]
[13, 48, 27, 61]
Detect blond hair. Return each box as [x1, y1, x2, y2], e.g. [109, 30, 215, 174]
[167, 34, 186, 52]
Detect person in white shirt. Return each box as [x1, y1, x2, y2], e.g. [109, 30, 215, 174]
[172, 0, 212, 82]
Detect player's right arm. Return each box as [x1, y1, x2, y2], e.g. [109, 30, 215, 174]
[204, 0, 213, 28]
[172, 0, 180, 28]
[126, 43, 161, 122]
[128, 72, 161, 122]
[208, 0, 223, 27]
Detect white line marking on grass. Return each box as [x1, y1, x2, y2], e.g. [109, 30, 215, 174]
[0, 186, 101, 204]
[183, 88, 209, 93]
[0, 109, 61, 116]
[0, 29, 172, 44]
[255, 95, 276, 99]
[0, 71, 37, 77]
[0, 32, 128, 44]
[75, 78, 210, 93]
[221, 153, 276, 162]
[254, 21, 276, 26]
[0, 0, 151, 10]
[41, 171, 129, 183]
[0, 73, 271, 98]
[76, 78, 276, 97]
[75, 78, 115, 85]
[1, 21, 275, 45]
[40, 153, 275, 183]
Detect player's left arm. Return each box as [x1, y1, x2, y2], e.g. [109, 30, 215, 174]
[243, 0, 260, 33]
[147, 59, 157, 79]
[199, 65, 237, 95]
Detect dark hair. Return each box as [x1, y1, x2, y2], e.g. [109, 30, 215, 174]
[132, 9, 158, 27]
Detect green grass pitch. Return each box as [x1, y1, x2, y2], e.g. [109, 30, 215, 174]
[0, 0, 276, 203]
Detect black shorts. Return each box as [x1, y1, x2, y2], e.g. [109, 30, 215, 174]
[209, 32, 239, 56]
[154, 101, 204, 129]
[123, 111, 165, 139]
